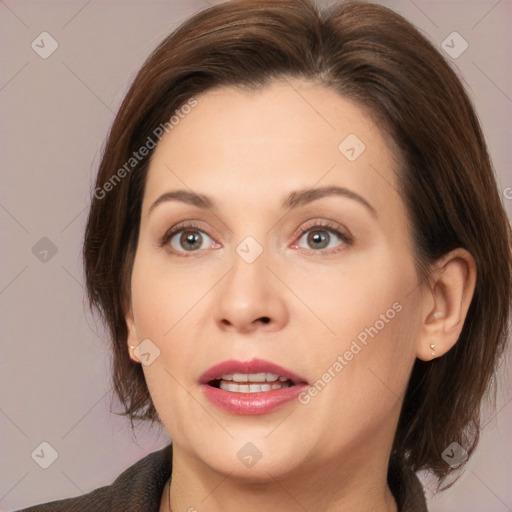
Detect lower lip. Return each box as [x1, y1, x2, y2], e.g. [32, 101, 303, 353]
[202, 383, 307, 415]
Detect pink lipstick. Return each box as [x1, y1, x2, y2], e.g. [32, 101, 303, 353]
[200, 358, 308, 415]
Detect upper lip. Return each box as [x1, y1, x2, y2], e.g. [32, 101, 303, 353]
[199, 358, 308, 385]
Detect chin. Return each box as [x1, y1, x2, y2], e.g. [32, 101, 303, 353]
[184, 428, 311, 480]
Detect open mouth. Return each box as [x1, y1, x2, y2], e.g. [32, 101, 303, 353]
[200, 359, 307, 414]
[208, 372, 295, 393]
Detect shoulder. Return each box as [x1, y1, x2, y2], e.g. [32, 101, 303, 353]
[16, 444, 173, 512]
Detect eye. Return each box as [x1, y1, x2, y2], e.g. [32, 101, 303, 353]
[161, 223, 219, 255]
[293, 222, 352, 253]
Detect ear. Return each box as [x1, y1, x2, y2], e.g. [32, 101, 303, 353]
[125, 306, 140, 364]
[417, 248, 477, 361]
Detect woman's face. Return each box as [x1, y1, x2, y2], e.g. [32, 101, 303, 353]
[126, 80, 425, 481]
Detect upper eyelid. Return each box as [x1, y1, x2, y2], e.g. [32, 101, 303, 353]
[164, 220, 350, 251]
[167, 220, 345, 238]
[297, 221, 349, 235]
[295, 223, 352, 246]
[163, 222, 216, 244]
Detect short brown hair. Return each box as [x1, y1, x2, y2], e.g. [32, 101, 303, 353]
[83, 0, 511, 487]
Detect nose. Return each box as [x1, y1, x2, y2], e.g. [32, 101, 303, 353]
[214, 248, 289, 334]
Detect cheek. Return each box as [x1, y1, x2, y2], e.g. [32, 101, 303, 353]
[130, 246, 205, 340]
[301, 245, 417, 346]
[295, 296, 421, 455]
[300, 247, 420, 410]
[129, 248, 215, 429]
[131, 275, 202, 445]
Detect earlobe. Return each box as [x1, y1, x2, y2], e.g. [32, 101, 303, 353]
[417, 248, 477, 361]
[129, 344, 140, 363]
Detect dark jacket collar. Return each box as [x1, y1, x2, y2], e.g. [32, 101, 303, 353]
[19, 443, 428, 511]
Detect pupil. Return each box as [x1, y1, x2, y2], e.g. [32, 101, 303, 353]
[308, 230, 329, 249]
[181, 231, 202, 251]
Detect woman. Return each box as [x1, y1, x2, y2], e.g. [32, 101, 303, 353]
[19, 0, 511, 510]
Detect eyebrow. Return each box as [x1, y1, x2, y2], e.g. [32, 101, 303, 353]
[148, 185, 377, 218]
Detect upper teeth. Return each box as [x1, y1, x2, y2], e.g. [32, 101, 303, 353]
[219, 373, 289, 383]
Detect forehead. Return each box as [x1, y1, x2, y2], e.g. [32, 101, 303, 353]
[143, 79, 401, 218]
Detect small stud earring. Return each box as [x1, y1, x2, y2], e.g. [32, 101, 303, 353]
[433, 311, 442, 319]
[430, 344, 436, 356]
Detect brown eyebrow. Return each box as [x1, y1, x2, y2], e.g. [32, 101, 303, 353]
[148, 190, 214, 215]
[283, 185, 377, 217]
[148, 185, 377, 218]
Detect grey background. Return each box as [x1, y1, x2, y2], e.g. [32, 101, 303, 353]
[1, 0, 511, 510]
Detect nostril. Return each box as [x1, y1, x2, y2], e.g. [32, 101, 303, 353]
[259, 317, 270, 324]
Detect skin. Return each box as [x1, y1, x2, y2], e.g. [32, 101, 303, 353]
[125, 79, 476, 512]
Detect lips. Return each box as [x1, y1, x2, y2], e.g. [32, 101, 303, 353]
[199, 358, 308, 415]
[199, 358, 307, 387]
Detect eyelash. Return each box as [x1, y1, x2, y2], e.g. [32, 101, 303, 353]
[159, 220, 353, 257]
[295, 221, 353, 253]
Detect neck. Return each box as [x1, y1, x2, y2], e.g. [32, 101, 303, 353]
[165, 445, 398, 512]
